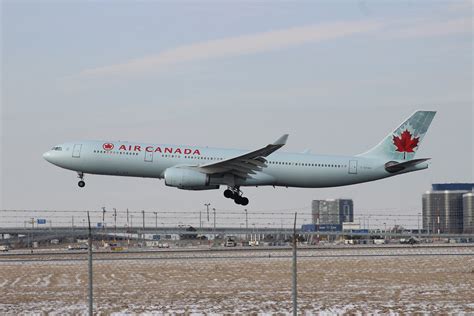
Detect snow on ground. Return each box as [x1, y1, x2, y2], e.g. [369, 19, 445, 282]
[0, 247, 473, 314]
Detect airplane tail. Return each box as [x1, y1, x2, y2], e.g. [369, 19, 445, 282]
[358, 110, 436, 161]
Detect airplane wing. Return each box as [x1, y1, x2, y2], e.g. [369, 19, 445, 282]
[197, 134, 289, 179]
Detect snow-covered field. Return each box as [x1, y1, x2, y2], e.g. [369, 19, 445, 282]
[1, 247, 473, 314]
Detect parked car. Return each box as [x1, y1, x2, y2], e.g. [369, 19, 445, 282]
[224, 239, 237, 247]
[0, 245, 10, 252]
[68, 244, 88, 250]
[400, 237, 420, 245]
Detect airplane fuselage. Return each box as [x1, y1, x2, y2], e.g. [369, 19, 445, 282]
[43, 140, 427, 189]
[43, 111, 436, 206]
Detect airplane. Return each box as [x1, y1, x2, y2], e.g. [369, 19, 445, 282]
[43, 110, 436, 206]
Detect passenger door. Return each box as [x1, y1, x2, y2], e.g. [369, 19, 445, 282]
[144, 150, 153, 162]
[349, 160, 358, 174]
[72, 144, 82, 158]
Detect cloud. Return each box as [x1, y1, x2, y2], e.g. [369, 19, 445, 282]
[75, 16, 470, 80]
[389, 17, 472, 39]
[79, 20, 382, 77]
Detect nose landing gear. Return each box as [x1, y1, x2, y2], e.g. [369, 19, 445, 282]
[223, 187, 249, 206]
[77, 172, 85, 188]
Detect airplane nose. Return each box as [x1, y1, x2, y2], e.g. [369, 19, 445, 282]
[43, 151, 52, 162]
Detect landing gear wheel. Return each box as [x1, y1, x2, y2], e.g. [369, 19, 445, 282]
[234, 196, 244, 205]
[234, 196, 249, 205]
[224, 189, 234, 199]
[77, 172, 85, 188]
[224, 186, 250, 205]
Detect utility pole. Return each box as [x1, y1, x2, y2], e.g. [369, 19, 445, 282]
[244, 209, 248, 240]
[154, 212, 158, 230]
[292, 212, 298, 316]
[142, 210, 145, 246]
[126, 208, 129, 227]
[113, 208, 117, 242]
[213, 208, 216, 239]
[30, 218, 34, 251]
[72, 216, 75, 240]
[204, 203, 210, 222]
[418, 212, 421, 238]
[130, 215, 134, 246]
[101, 207, 106, 244]
[87, 211, 93, 316]
[199, 208, 202, 230]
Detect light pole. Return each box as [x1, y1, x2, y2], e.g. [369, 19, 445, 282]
[101, 207, 106, 240]
[417, 212, 421, 237]
[72, 216, 75, 240]
[205, 203, 211, 222]
[213, 208, 216, 238]
[113, 208, 117, 241]
[244, 209, 248, 240]
[126, 208, 129, 228]
[141, 210, 145, 246]
[153, 212, 158, 230]
[101, 207, 106, 228]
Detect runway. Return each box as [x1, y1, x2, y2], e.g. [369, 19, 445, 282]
[1, 245, 474, 263]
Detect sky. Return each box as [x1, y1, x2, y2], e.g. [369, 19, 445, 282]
[1, 1, 473, 229]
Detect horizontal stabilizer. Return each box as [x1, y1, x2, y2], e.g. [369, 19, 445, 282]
[384, 158, 430, 173]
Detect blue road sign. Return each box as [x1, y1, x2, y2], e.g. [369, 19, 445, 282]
[37, 219, 46, 224]
[97, 223, 102, 228]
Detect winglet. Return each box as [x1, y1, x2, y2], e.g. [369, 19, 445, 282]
[273, 134, 289, 146]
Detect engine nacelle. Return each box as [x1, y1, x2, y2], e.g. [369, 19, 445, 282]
[164, 167, 218, 190]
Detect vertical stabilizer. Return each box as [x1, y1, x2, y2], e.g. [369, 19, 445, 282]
[358, 110, 436, 161]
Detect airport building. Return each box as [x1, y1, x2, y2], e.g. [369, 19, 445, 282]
[422, 183, 474, 234]
[463, 192, 474, 234]
[311, 199, 354, 225]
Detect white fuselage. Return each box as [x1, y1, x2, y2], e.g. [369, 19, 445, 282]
[43, 140, 428, 189]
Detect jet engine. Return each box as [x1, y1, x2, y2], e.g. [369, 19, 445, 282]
[164, 167, 219, 190]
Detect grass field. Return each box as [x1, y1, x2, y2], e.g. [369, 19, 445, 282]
[1, 247, 473, 314]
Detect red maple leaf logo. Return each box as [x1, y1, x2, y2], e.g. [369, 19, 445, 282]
[103, 143, 114, 151]
[393, 129, 419, 159]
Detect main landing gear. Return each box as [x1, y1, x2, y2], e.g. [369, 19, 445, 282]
[223, 187, 249, 206]
[77, 172, 85, 188]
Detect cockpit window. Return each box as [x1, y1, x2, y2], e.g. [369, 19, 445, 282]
[51, 146, 63, 151]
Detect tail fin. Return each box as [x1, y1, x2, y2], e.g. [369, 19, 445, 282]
[358, 110, 436, 161]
